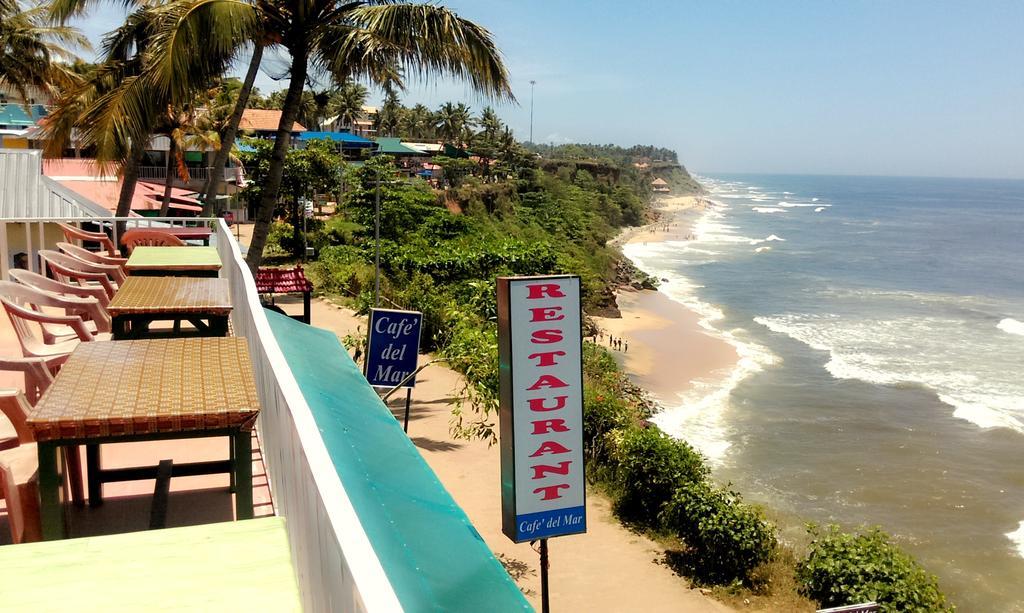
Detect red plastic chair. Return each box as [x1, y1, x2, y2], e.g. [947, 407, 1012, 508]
[9, 269, 112, 344]
[0, 280, 110, 373]
[120, 228, 185, 254]
[57, 242, 128, 283]
[39, 250, 119, 299]
[57, 222, 120, 257]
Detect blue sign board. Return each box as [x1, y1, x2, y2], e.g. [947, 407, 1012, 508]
[365, 308, 423, 388]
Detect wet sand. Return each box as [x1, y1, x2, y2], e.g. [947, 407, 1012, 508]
[596, 194, 739, 408]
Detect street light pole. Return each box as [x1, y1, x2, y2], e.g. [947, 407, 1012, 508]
[374, 173, 381, 307]
[529, 80, 536, 144]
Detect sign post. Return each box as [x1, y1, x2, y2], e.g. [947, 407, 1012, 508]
[497, 275, 586, 612]
[365, 308, 423, 432]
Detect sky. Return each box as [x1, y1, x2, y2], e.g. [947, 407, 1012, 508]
[73, 1, 1024, 179]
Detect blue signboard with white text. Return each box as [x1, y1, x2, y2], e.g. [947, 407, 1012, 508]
[365, 308, 423, 389]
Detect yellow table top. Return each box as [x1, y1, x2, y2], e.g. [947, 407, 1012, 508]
[125, 246, 222, 272]
[108, 277, 233, 316]
[29, 338, 260, 442]
[0, 517, 301, 612]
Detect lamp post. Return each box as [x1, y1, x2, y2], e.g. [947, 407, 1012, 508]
[529, 80, 536, 144]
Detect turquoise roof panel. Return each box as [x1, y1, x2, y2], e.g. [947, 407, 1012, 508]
[266, 310, 531, 613]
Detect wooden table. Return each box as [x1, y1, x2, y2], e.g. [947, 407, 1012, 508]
[108, 277, 232, 339]
[125, 246, 222, 277]
[0, 517, 301, 611]
[28, 338, 261, 540]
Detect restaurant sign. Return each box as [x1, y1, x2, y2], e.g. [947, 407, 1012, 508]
[498, 275, 586, 543]
[365, 308, 422, 388]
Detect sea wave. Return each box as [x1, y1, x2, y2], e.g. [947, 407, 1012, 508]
[997, 318, 1024, 336]
[623, 207, 780, 464]
[814, 207, 827, 212]
[755, 246, 772, 253]
[778, 201, 827, 208]
[754, 313, 1024, 434]
[749, 234, 786, 245]
[753, 207, 788, 214]
[1006, 521, 1024, 559]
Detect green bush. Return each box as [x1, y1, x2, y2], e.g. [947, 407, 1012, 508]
[607, 425, 708, 526]
[661, 481, 777, 585]
[797, 525, 952, 612]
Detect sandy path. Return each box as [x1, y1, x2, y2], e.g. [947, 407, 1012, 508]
[285, 298, 732, 612]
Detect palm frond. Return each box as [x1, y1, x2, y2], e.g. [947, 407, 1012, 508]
[319, 4, 514, 102]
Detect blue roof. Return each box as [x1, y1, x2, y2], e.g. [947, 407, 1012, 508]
[234, 139, 256, 153]
[266, 310, 530, 612]
[0, 104, 35, 127]
[299, 131, 376, 147]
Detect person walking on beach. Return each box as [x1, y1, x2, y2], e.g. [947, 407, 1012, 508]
[624, 341, 629, 353]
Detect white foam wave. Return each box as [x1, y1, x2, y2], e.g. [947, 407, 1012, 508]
[1007, 521, 1024, 559]
[814, 207, 827, 212]
[812, 198, 819, 202]
[755, 246, 772, 253]
[778, 201, 828, 208]
[623, 218, 781, 464]
[755, 313, 1024, 434]
[749, 234, 786, 245]
[753, 207, 787, 214]
[997, 318, 1024, 336]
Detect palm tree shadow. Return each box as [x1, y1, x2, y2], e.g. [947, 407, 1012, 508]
[410, 436, 463, 452]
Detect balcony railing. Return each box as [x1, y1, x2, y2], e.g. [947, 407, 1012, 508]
[137, 166, 235, 183]
[0, 217, 525, 611]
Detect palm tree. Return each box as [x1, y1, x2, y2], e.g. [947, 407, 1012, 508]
[374, 87, 401, 136]
[0, 0, 87, 105]
[331, 80, 367, 132]
[159, 1, 513, 271]
[44, 1, 246, 221]
[401, 102, 432, 139]
[478, 105, 501, 139]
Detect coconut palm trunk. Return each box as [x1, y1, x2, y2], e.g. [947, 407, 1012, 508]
[202, 43, 264, 214]
[244, 45, 308, 274]
[159, 138, 177, 216]
[115, 138, 147, 235]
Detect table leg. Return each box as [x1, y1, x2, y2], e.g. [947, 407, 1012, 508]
[233, 430, 253, 520]
[87, 444, 103, 506]
[37, 442, 64, 540]
[112, 315, 129, 340]
[210, 315, 229, 337]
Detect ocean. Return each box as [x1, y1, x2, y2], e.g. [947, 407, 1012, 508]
[623, 174, 1024, 611]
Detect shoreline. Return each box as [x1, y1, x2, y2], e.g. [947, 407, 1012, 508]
[595, 195, 744, 462]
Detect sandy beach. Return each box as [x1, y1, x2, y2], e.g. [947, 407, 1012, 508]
[596, 195, 740, 409]
[288, 297, 732, 612]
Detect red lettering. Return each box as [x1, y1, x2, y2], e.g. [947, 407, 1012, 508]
[531, 419, 570, 435]
[528, 350, 566, 367]
[526, 283, 567, 300]
[533, 484, 571, 500]
[529, 440, 571, 457]
[530, 329, 563, 344]
[528, 396, 568, 412]
[531, 461, 572, 480]
[526, 374, 568, 390]
[529, 306, 565, 322]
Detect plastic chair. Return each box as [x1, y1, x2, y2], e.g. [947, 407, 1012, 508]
[57, 222, 119, 257]
[39, 250, 119, 299]
[0, 438, 41, 543]
[10, 268, 111, 309]
[0, 280, 110, 373]
[121, 229, 185, 254]
[9, 270, 112, 344]
[56, 242, 128, 282]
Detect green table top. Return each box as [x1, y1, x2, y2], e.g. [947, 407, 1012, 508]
[126, 246, 222, 271]
[0, 517, 301, 611]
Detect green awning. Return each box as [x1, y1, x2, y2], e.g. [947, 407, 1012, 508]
[266, 310, 531, 612]
[374, 137, 425, 156]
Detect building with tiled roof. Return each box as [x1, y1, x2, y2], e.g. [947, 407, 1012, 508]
[238, 109, 306, 134]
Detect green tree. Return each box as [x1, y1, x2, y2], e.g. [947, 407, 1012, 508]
[0, 0, 87, 105]
[139, 0, 513, 273]
[331, 80, 368, 132]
